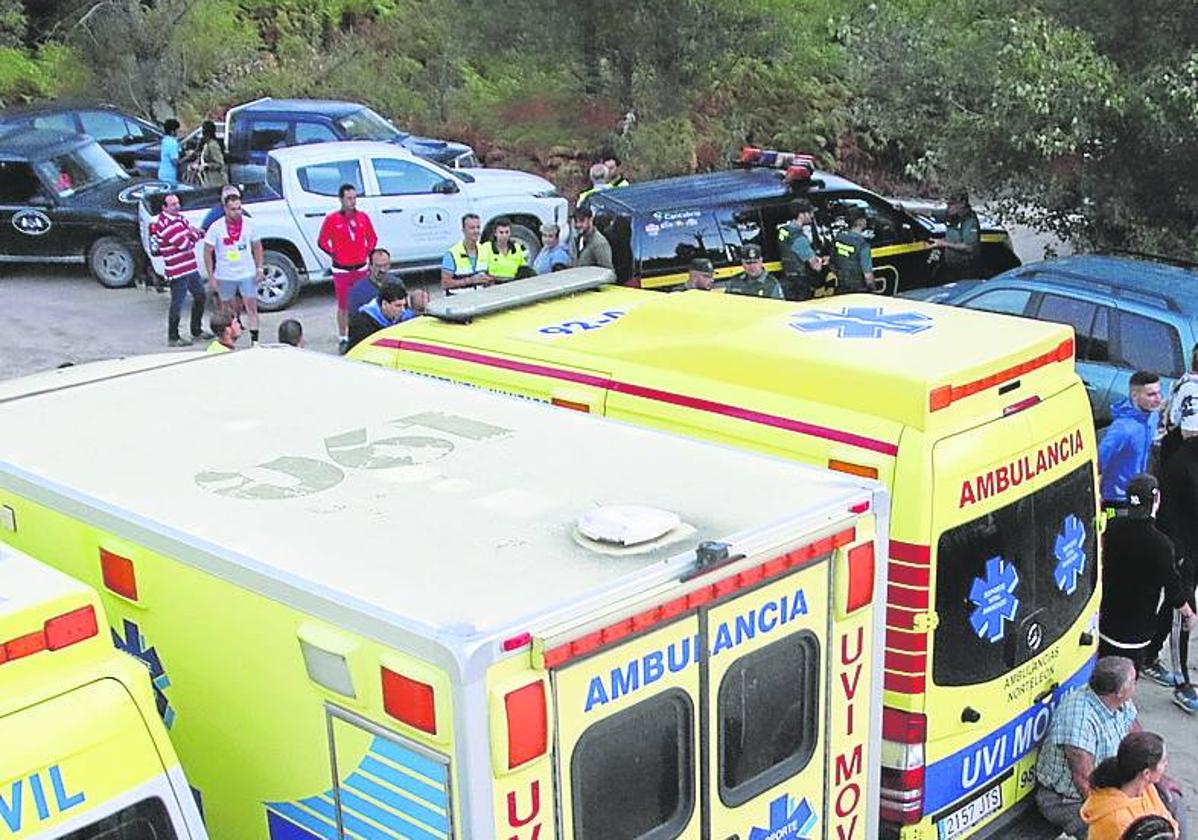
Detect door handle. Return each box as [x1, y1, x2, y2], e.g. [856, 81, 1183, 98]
[382, 207, 404, 214]
[1079, 631, 1095, 647]
[303, 211, 324, 218]
[961, 706, 982, 724]
[1034, 682, 1059, 704]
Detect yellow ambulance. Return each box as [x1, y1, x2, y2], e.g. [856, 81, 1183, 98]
[0, 348, 886, 840]
[0, 543, 207, 840]
[348, 269, 1103, 840]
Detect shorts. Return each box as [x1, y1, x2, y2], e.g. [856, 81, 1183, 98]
[218, 277, 257, 300]
[334, 267, 369, 310]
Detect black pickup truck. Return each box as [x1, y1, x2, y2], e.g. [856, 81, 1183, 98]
[0, 129, 170, 287]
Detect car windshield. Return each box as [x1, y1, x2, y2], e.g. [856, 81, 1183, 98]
[336, 107, 405, 141]
[34, 140, 127, 197]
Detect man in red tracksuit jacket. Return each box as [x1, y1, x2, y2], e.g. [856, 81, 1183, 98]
[318, 183, 378, 354]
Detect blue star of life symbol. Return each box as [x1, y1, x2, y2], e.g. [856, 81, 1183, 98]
[968, 556, 1020, 644]
[112, 618, 175, 728]
[789, 306, 934, 339]
[748, 794, 818, 840]
[1053, 514, 1087, 595]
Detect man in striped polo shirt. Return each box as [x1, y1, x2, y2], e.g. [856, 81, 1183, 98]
[152, 192, 208, 346]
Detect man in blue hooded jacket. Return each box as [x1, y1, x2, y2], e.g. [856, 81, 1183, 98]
[346, 281, 419, 351]
[1099, 370, 1162, 515]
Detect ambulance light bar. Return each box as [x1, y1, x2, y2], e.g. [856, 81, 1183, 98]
[428, 267, 617, 323]
[541, 526, 857, 669]
[928, 338, 1073, 412]
[0, 605, 98, 665]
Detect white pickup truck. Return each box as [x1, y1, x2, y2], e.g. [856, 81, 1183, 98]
[138, 140, 568, 310]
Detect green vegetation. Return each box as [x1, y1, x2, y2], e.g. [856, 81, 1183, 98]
[1, 0, 1195, 255]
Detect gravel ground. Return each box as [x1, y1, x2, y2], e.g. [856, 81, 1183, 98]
[0, 230, 1193, 839]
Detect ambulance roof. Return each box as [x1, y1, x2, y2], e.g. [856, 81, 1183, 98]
[393, 283, 1076, 432]
[0, 349, 870, 644]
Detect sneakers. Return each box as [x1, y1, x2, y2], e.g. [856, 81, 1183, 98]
[338, 338, 349, 355]
[192, 330, 214, 341]
[1143, 660, 1181, 688]
[168, 336, 193, 347]
[1174, 686, 1198, 714]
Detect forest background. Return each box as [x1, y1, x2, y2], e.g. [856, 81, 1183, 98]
[2, 0, 1197, 254]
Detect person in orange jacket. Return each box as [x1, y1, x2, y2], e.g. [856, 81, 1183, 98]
[1080, 732, 1181, 840]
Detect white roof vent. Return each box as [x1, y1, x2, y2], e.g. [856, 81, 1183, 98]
[577, 505, 682, 547]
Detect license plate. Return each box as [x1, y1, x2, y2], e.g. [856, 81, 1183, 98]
[936, 785, 1004, 840]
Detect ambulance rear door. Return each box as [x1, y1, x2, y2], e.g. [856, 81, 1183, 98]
[547, 520, 870, 840]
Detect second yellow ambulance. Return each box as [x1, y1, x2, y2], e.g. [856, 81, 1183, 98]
[349, 269, 1103, 840]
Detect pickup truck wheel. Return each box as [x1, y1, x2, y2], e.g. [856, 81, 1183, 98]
[509, 224, 542, 262]
[88, 236, 138, 288]
[258, 250, 301, 312]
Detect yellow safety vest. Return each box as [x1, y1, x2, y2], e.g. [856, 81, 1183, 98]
[480, 241, 527, 281]
[447, 240, 486, 278]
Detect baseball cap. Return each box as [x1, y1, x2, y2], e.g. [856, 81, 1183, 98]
[220, 184, 241, 202]
[741, 244, 763, 262]
[689, 257, 714, 274]
[1126, 473, 1158, 517]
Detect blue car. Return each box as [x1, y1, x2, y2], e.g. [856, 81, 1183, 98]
[902, 254, 1198, 426]
[221, 98, 478, 184]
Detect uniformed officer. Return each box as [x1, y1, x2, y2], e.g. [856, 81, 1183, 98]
[685, 257, 715, 290]
[479, 216, 527, 282]
[777, 198, 827, 301]
[440, 212, 492, 294]
[830, 208, 878, 294]
[934, 190, 982, 282]
[726, 245, 783, 300]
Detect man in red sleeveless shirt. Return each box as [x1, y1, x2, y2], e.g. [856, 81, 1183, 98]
[318, 183, 378, 354]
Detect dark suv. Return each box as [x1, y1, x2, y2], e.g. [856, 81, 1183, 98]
[0, 102, 163, 177]
[0, 129, 150, 287]
[223, 98, 478, 184]
[586, 162, 1020, 293]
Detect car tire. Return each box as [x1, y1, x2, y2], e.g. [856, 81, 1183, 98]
[88, 236, 138, 289]
[258, 250, 301, 312]
[509, 224, 542, 262]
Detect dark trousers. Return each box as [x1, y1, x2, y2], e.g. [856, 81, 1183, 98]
[169, 271, 206, 340]
[1097, 638, 1148, 671]
[781, 274, 816, 302]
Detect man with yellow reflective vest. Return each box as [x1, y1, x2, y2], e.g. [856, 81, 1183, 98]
[440, 213, 493, 294]
[726, 244, 783, 299]
[479, 217, 528, 282]
[777, 198, 827, 301]
[831, 208, 879, 294]
[205, 310, 241, 353]
[577, 162, 611, 205]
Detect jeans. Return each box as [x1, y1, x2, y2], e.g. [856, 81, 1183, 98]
[169, 271, 206, 340]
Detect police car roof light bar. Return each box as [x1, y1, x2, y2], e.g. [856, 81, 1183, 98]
[428, 267, 617, 323]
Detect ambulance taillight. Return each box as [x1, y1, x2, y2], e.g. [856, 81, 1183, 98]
[0, 605, 98, 665]
[504, 682, 548, 769]
[381, 668, 437, 734]
[100, 548, 138, 601]
[879, 707, 927, 825]
[845, 543, 875, 614]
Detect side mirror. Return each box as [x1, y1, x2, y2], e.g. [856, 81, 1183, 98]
[433, 178, 460, 195]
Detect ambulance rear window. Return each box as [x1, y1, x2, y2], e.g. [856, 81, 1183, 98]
[718, 631, 820, 806]
[571, 689, 694, 839]
[59, 796, 177, 840]
[933, 463, 1097, 686]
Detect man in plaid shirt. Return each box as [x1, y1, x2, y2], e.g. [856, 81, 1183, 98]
[1034, 657, 1186, 838]
[152, 192, 208, 346]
